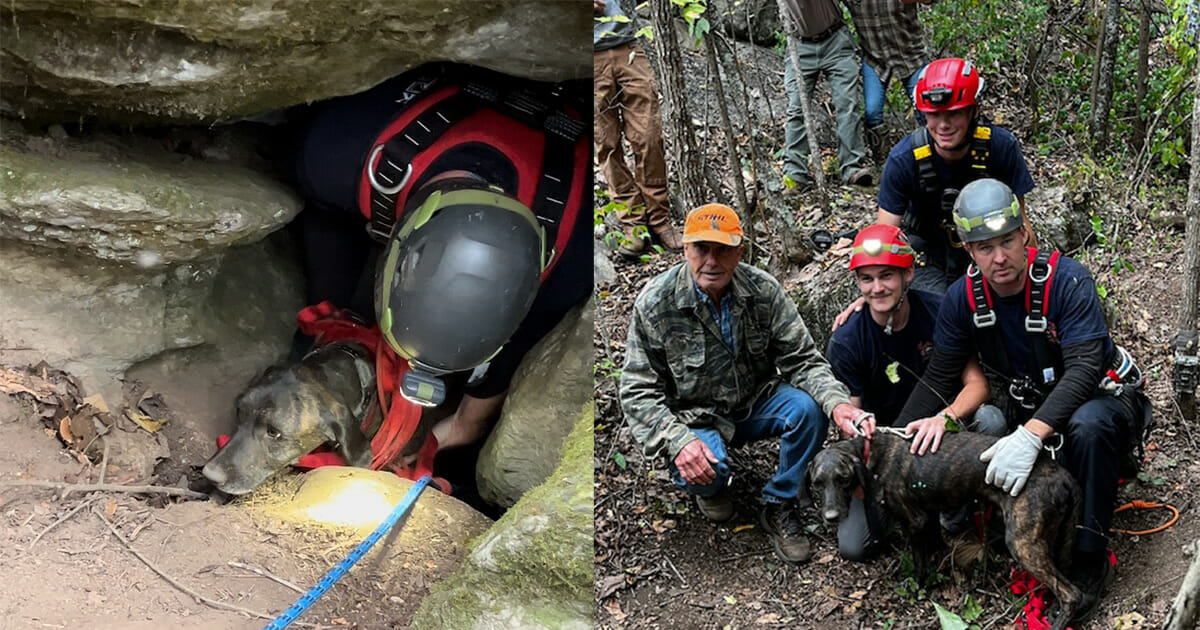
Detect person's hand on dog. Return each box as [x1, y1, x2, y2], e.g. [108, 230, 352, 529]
[980, 424, 1043, 496]
[674, 438, 719, 485]
[832, 403, 874, 438]
[903, 415, 947, 456]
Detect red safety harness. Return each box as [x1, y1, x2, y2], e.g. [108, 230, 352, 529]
[359, 72, 589, 283]
[292, 301, 450, 494]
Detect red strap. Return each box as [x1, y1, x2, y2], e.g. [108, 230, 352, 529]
[1022, 248, 1059, 315]
[297, 302, 380, 350]
[1043, 250, 1060, 313]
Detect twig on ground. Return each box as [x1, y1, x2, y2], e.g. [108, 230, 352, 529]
[27, 496, 97, 549]
[98, 436, 110, 485]
[663, 555, 687, 587]
[228, 561, 306, 594]
[0, 480, 208, 500]
[1151, 570, 1188, 592]
[93, 507, 280, 623]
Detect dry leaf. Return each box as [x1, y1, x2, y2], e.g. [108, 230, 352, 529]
[105, 500, 116, 517]
[125, 410, 165, 434]
[59, 417, 74, 445]
[732, 524, 755, 534]
[755, 613, 780, 624]
[603, 599, 626, 622]
[82, 394, 109, 414]
[598, 574, 625, 599]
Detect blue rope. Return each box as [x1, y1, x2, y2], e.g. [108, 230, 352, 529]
[262, 475, 433, 629]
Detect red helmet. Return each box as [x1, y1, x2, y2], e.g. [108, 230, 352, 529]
[913, 58, 984, 113]
[849, 224, 915, 270]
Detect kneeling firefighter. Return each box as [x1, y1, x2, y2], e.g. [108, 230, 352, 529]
[295, 62, 592, 454]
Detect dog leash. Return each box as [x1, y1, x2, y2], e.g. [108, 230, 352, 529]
[262, 476, 433, 629]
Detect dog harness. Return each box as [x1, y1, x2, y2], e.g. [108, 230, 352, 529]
[292, 301, 450, 493]
[360, 67, 588, 282]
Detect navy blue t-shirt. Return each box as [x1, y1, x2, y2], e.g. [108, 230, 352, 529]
[827, 289, 942, 427]
[878, 126, 1034, 273]
[934, 254, 1113, 386]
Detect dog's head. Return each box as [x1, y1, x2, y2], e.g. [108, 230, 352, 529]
[201, 349, 371, 495]
[807, 439, 871, 523]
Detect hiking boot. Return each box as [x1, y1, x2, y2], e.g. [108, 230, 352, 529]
[651, 223, 683, 251]
[759, 502, 811, 564]
[617, 224, 647, 258]
[695, 490, 733, 522]
[1066, 552, 1115, 626]
[865, 124, 890, 162]
[847, 167, 874, 187]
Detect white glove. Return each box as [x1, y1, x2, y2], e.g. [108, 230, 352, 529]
[979, 425, 1043, 497]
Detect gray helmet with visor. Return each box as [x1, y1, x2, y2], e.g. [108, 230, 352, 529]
[375, 180, 545, 406]
[952, 178, 1023, 243]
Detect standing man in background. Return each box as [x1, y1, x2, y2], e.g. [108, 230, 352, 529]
[594, 0, 682, 258]
[779, 0, 873, 194]
[845, 0, 933, 160]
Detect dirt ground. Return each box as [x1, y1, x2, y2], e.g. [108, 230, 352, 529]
[593, 185, 1200, 629]
[0, 351, 481, 629]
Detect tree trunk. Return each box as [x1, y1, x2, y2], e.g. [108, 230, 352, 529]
[649, 0, 708, 211]
[1174, 60, 1200, 416]
[1134, 0, 1151, 151]
[1164, 539, 1200, 630]
[1023, 0, 1058, 141]
[703, 34, 748, 213]
[712, 31, 765, 260]
[1090, 0, 1121, 153]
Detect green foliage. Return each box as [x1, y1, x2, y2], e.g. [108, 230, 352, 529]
[922, 0, 1195, 174]
[672, 0, 710, 45]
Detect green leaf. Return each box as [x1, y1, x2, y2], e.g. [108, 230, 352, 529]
[614, 452, 627, 469]
[962, 595, 983, 621]
[724, 595, 738, 605]
[934, 603, 969, 630]
[885, 361, 901, 384]
[635, 25, 653, 40]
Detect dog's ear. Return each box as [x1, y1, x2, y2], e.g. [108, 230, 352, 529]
[319, 402, 373, 468]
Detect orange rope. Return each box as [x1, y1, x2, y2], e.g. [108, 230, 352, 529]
[1111, 500, 1179, 536]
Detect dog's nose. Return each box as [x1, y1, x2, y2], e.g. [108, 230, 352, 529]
[201, 462, 226, 485]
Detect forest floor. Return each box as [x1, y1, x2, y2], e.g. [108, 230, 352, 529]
[0, 357, 484, 630]
[593, 168, 1199, 630]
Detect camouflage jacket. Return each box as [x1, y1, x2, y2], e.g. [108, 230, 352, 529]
[619, 262, 851, 461]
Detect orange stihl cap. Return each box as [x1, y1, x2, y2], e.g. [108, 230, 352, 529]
[683, 204, 744, 246]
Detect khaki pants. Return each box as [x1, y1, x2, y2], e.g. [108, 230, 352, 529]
[594, 43, 670, 228]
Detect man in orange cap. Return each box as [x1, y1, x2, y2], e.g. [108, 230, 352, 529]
[620, 204, 870, 564]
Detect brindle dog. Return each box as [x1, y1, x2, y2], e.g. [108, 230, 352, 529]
[202, 341, 439, 495]
[808, 431, 1082, 630]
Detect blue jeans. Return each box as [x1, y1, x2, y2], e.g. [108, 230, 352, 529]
[669, 384, 828, 505]
[862, 63, 925, 128]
